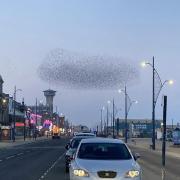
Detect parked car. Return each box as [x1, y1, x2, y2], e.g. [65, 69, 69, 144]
[65, 136, 95, 172]
[75, 132, 96, 137]
[69, 138, 141, 180]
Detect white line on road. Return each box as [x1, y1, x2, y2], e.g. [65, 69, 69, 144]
[6, 155, 15, 160]
[38, 152, 65, 180]
[0, 160, 3, 162]
[17, 153, 24, 156]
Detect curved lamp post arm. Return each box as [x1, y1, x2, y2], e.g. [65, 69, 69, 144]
[118, 88, 137, 116]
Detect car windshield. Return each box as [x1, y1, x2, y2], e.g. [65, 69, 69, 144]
[78, 143, 132, 160]
[71, 139, 82, 149]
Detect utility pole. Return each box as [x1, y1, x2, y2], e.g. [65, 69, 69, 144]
[162, 96, 167, 167]
[125, 85, 128, 143]
[13, 86, 16, 142]
[152, 56, 156, 150]
[22, 98, 26, 141]
[100, 109, 103, 134]
[35, 98, 38, 140]
[106, 106, 109, 136]
[112, 99, 115, 138]
[116, 118, 119, 137]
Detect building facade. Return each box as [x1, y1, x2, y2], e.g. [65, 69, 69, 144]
[115, 118, 163, 138]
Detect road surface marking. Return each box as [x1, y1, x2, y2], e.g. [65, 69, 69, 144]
[6, 155, 15, 160]
[17, 153, 24, 156]
[38, 152, 65, 180]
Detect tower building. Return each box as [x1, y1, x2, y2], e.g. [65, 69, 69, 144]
[43, 89, 56, 115]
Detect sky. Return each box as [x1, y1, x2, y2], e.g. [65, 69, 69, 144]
[0, 0, 180, 127]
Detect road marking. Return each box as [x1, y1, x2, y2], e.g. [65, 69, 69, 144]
[38, 153, 65, 180]
[6, 155, 15, 160]
[17, 153, 24, 156]
[0, 160, 3, 162]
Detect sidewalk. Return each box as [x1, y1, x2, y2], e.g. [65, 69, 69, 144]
[0, 136, 50, 149]
[127, 138, 180, 158]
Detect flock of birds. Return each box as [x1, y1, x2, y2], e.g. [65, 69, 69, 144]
[38, 49, 139, 89]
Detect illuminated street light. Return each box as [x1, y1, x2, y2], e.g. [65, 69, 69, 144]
[168, 80, 174, 85]
[141, 57, 174, 150]
[2, 99, 7, 104]
[118, 87, 138, 143]
[141, 61, 148, 68]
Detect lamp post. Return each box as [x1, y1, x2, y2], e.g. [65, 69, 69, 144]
[141, 57, 173, 150]
[100, 107, 105, 134]
[34, 98, 38, 140]
[106, 99, 118, 139]
[20, 98, 26, 141]
[12, 86, 22, 142]
[118, 87, 138, 143]
[112, 99, 115, 138]
[106, 101, 111, 136]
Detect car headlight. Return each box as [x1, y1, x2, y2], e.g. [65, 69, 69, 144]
[125, 170, 140, 178]
[73, 169, 89, 177]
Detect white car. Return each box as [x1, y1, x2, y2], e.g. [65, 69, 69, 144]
[69, 138, 141, 180]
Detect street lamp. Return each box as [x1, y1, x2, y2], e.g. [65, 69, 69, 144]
[106, 100, 111, 136]
[100, 106, 105, 134]
[118, 86, 138, 143]
[106, 100, 121, 138]
[141, 57, 173, 150]
[12, 86, 22, 142]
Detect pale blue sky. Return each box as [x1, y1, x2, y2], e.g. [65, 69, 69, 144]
[0, 0, 179, 127]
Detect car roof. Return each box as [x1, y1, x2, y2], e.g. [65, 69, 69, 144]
[80, 137, 124, 144]
[71, 136, 95, 140]
[75, 133, 95, 136]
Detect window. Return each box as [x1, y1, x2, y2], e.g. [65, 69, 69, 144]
[78, 143, 132, 160]
[71, 139, 82, 148]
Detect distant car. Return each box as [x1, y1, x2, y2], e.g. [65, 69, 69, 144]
[73, 132, 78, 136]
[65, 136, 95, 172]
[69, 138, 142, 180]
[75, 132, 96, 137]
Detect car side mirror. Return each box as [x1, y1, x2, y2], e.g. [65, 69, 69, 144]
[133, 153, 140, 161]
[65, 143, 70, 150]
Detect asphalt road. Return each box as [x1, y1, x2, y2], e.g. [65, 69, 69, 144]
[0, 138, 179, 180]
[0, 138, 69, 180]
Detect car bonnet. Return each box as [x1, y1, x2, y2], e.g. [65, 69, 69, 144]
[75, 158, 139, 173]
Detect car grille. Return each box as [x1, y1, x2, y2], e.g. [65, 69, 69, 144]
[97, 171, 117, 178]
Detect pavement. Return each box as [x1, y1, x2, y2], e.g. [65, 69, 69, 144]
[127, 138, 180, 158]
[0, 136, 50, 149]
